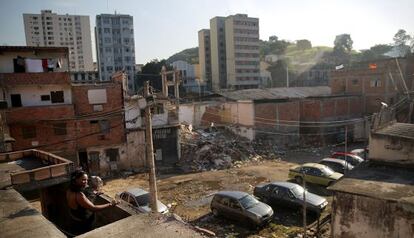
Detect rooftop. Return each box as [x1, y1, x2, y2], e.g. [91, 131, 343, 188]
[329, 163, 414, 204]
[373, 122, 414, 140]
[0, 189, 66, 238]
[0, 149, 73, 191]
[0, 46, 68, 54]
[218, 86, 331, 101]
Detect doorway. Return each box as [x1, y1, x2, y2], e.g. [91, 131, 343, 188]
[78, 151, 89, 172]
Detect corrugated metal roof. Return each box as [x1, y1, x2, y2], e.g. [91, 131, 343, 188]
[374, 123, 414, 140]
[218, 86, 331, 101]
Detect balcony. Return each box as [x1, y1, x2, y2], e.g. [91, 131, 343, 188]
[6, 104, 75, 124]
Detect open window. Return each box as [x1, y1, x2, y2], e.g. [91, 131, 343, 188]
[51, 91, 64, 103]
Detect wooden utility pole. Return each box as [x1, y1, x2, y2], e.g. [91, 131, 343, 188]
[302, 172, 307, 238]
[0, 111, 5, 153]
[144, 81, 159, 212]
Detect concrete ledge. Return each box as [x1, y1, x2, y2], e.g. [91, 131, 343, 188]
[0, 189, 65, 238]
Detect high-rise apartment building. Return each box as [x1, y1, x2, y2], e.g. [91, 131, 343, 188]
[210, 17, 227, 91]
[225, 14, 260, 90]
[23, 10, 94, 72]
[198, 29, 212, 90]
[95, 14, 135, 91]
[199, 14, 260, 92]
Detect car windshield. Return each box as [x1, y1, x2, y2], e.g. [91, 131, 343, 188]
[291, 186, 304, 197]
[322, 167, 335, 176]
[239, 195, 259, 209]
[135, 193, 150, 206]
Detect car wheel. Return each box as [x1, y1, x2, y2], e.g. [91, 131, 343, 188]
[212, 208, 220, 217]
[295, 176, 303, 185]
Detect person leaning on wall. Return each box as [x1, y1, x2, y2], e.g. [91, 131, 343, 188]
[66, 169, 118, 236]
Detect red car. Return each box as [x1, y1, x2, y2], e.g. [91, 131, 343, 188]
[331, 152, 363, 166]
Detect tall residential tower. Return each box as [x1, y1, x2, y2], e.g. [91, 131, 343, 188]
[23, 10, 94, 72]
[199, 14, 260, 91]
[95, 13, 135, 91]
[198, 29, 212, 90]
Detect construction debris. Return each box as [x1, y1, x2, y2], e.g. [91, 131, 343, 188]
[179, 125, 281, 172]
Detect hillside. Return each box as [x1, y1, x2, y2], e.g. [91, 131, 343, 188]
[166, 47, 199, 64]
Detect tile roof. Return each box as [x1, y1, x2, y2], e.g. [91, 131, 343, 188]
[0, 72, 71, 86]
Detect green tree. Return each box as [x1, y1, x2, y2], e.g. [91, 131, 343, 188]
[334, 34, 353, 54]
[296, 39, 312, 51]
[393, 29, 412, 56]
[356, 44, 393, 61]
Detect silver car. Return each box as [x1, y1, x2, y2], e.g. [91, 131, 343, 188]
[210, 191, 273, 228]
[116, 188, 168, 214]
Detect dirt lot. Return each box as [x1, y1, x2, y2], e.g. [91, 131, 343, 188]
[102, 159, 334, 238]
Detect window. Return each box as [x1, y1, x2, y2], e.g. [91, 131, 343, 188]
[370, 78, 382, 87]
[352, 79, 359, 85]
[10, 94, 22, 107]
[104, 28, 110, 33]
[51, 91, 64, 103]
[41, 95, 50, 101]
[99, 120, 110, 134]
[22, 126, 36, 139]
[53, 123, 67, 135]
[105, 148, 119, 162]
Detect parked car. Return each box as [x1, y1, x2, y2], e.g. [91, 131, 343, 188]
[331, 152, 364, 166]
[318, 158, 354, 174]
[288, 163, 343, 187]
[254, 182, 328, 214]
[350, 148, 368, 160]
[116, 188, 169, 214]
[210, 191, 273, 228]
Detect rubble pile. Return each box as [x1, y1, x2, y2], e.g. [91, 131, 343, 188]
[179, 125, 280, 172]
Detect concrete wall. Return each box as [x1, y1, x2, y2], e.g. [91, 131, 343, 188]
[332, 192, 414, 238]
[369, 135, 414, 163]
[126, 130, 146, 168]
[86, 143, 127, 177]
[6, 85, 72, 107]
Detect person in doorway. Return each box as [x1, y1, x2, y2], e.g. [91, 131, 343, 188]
[66, 170, 117, 236]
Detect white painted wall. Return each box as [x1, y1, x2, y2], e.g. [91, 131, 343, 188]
[7, 85, 72, 107]
[0, 51, 69, 73]
[124, 99, 142, 129]
[369, 135, 414, 162]
[179, 104, 195, 125]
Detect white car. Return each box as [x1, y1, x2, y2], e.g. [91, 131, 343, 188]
[116, 188, 169, 214]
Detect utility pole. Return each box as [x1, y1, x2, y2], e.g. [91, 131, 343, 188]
[0, 111, 5, 153]
[286, 66, 289, 88]
[344, 126, 348, 153]
[302, 172, 307, 238]
[144, 81, 159, 212]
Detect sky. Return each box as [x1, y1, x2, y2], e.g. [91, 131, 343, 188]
[0, 0, 413, 64]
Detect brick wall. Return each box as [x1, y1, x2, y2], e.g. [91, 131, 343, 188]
[329, 58, 409, 114]
[72, 83, 126, 149]
[72, 82, 124, 116]
[9, 121, 77, 152]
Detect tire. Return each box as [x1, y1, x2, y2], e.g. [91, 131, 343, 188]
[295, 176, 303, 185]
[212, 208, 220, 217]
